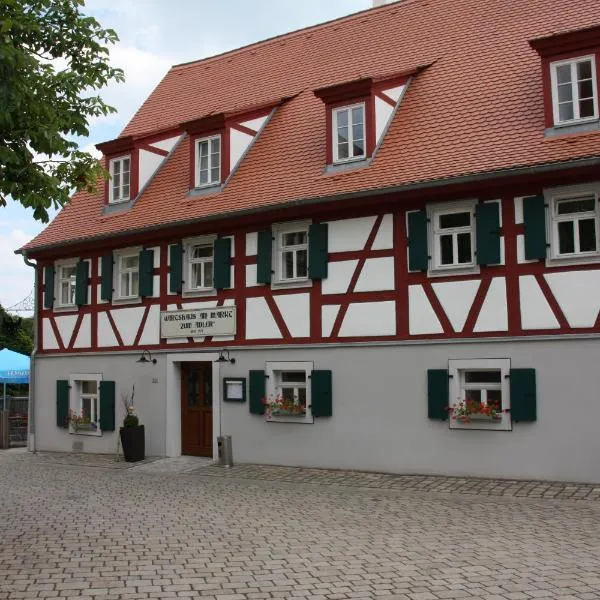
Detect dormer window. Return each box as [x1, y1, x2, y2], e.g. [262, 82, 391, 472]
[195, 135, 221, 188]
[109, 156, 131, 203]
[332, 103, 366, 163]
[550, 56, 598, 126]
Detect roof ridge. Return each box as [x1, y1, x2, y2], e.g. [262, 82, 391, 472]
[170, 0, 416, 73]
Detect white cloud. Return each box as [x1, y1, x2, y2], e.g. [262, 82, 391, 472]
[0, 229, 37, 312]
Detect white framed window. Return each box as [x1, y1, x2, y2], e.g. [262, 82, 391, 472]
[332, 103, 366, 163]
[114, 249, 140, 300]
[550, 55, 598, 126]
[55, 261, 77, 307]
[265, 361, 313, 424]
[547, 183, 600, 264]
[449, 358, 511, 431]
[69, 373, 103, 435]
[183, 236, 215, 293]
[195, 135, 221, 187]
[272, 221, 311, 287]
[109, 155, 131, 203]
[427, 200, 477, 274]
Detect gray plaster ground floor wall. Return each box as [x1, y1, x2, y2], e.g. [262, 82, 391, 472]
[33, 337, 600, 482]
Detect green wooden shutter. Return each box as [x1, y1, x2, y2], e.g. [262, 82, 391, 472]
[408, 211, 429, 271]
[510, 368, 537, 422]
[139, 249, 154, 297]
[311, 370, 332, 417]
[213, 237, 232, 290]
[249, 370, 266, 415]
[56, 380, 69, 428]
[308, 223, 328, 280]
[99, 381, 116, 431]
[475, 202, 501, 265]
[256, 230, 272, 284]
[100, 255, 113, 301]
[169, 244, 183, 293]
[523, 195, 547, 260]
[427, 369, 449, 420]
[44, 265, 55, 309]
[75, 260, 89, 306]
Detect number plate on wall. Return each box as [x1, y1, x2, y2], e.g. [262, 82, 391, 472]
[160, 307, 236, 338]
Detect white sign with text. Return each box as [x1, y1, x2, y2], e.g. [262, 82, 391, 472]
[160, 307, 236, 338]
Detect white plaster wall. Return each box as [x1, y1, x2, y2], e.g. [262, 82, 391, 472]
[34, 353, 167, 457]
[138, 150, 164, 190]
[246, 297, 282, 339]
[519, 276, 559, 330]
[432, 280, 480, 333]
[375, 96, 394, 144]
[230, 128, 254, 172]
[321, 260, 358, 295]
[355, 257, 395, 291]
[73, 314, 91, 348]
[149, 135, 180, 153]
[409, 285, 443, 335]
[98, 312, 118, 347]
[274, 293, 310, 337]
[545, 271, 600, 327]
[338, 301, 396, 337]
[246, 232, 257, 256]
[372, 214, 394, 249]
[217, 338, 600, 482]
[110, 306, 146, 346]
[473, 277, 508, 332]
[245, 264, 259, 287]
[42, 318, 59, 350]
[322, 305, 340, 337]
[327, 216, 377, 252]
[54, 314, 78, 348]
[138, 305, 161, 346]
[240, 115, 268, 132]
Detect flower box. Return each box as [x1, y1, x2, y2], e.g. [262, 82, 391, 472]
[455, 413, 502, 423]
[270, 408, 306, 417]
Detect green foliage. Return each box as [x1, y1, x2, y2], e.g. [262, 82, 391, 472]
[0, 0, 124, 222]
[0, 305, 33, 355]
[122, 413, 139, 428]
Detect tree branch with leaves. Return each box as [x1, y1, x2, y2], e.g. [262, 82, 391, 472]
[0, 0, 124, 222]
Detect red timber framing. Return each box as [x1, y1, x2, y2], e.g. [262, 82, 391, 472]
[34, 166, 600, 354]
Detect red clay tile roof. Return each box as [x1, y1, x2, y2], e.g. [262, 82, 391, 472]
[24, 0, 600, 253]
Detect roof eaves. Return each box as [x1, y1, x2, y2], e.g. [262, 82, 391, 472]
[18, 156, 600, 256]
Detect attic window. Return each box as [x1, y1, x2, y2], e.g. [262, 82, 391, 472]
[332, 103, 366, 163]
[109, 156, 131, 203]
[195, 135, 221, 187]
[550, 56, 598, 126]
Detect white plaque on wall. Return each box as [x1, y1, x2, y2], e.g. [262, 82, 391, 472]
[160, 307, 236, 338]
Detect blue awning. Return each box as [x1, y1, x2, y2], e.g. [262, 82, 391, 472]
[0, 349, 30, 384]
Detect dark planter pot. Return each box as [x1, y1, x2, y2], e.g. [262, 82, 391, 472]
[119, 425, 145, 462]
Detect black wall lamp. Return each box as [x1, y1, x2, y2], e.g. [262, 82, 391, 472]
[136, 349, 157, 365]
[215, 349, 236, 365]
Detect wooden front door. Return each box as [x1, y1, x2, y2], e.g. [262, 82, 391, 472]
[181, 362, 213, 456]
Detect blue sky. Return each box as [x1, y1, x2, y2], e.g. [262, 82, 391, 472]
[2, 0, 371, 312]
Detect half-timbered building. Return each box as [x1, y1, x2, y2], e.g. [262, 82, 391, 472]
[19, 0, 600, 481]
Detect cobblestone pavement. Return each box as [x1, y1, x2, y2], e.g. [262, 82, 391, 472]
[2, 450, 600, 599]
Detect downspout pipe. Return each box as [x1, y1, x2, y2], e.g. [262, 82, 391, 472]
[22, 253, 37, 453]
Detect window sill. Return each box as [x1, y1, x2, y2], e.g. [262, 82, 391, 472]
[450, 414, 511, 431]
[545, 119, 600, 138]
[428, 264, 481, 278]
[188, 184, 222, 198]
[546, 253, 600, 268]
[182, 288, 217, 298]
[111, 296, 142, 306]
[325, 157, 370, 174]
[266, 414, 314, 424]
[271, 278, 313, 291]
[69, 426, 102, 436]
[53, 305, 80, 313]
